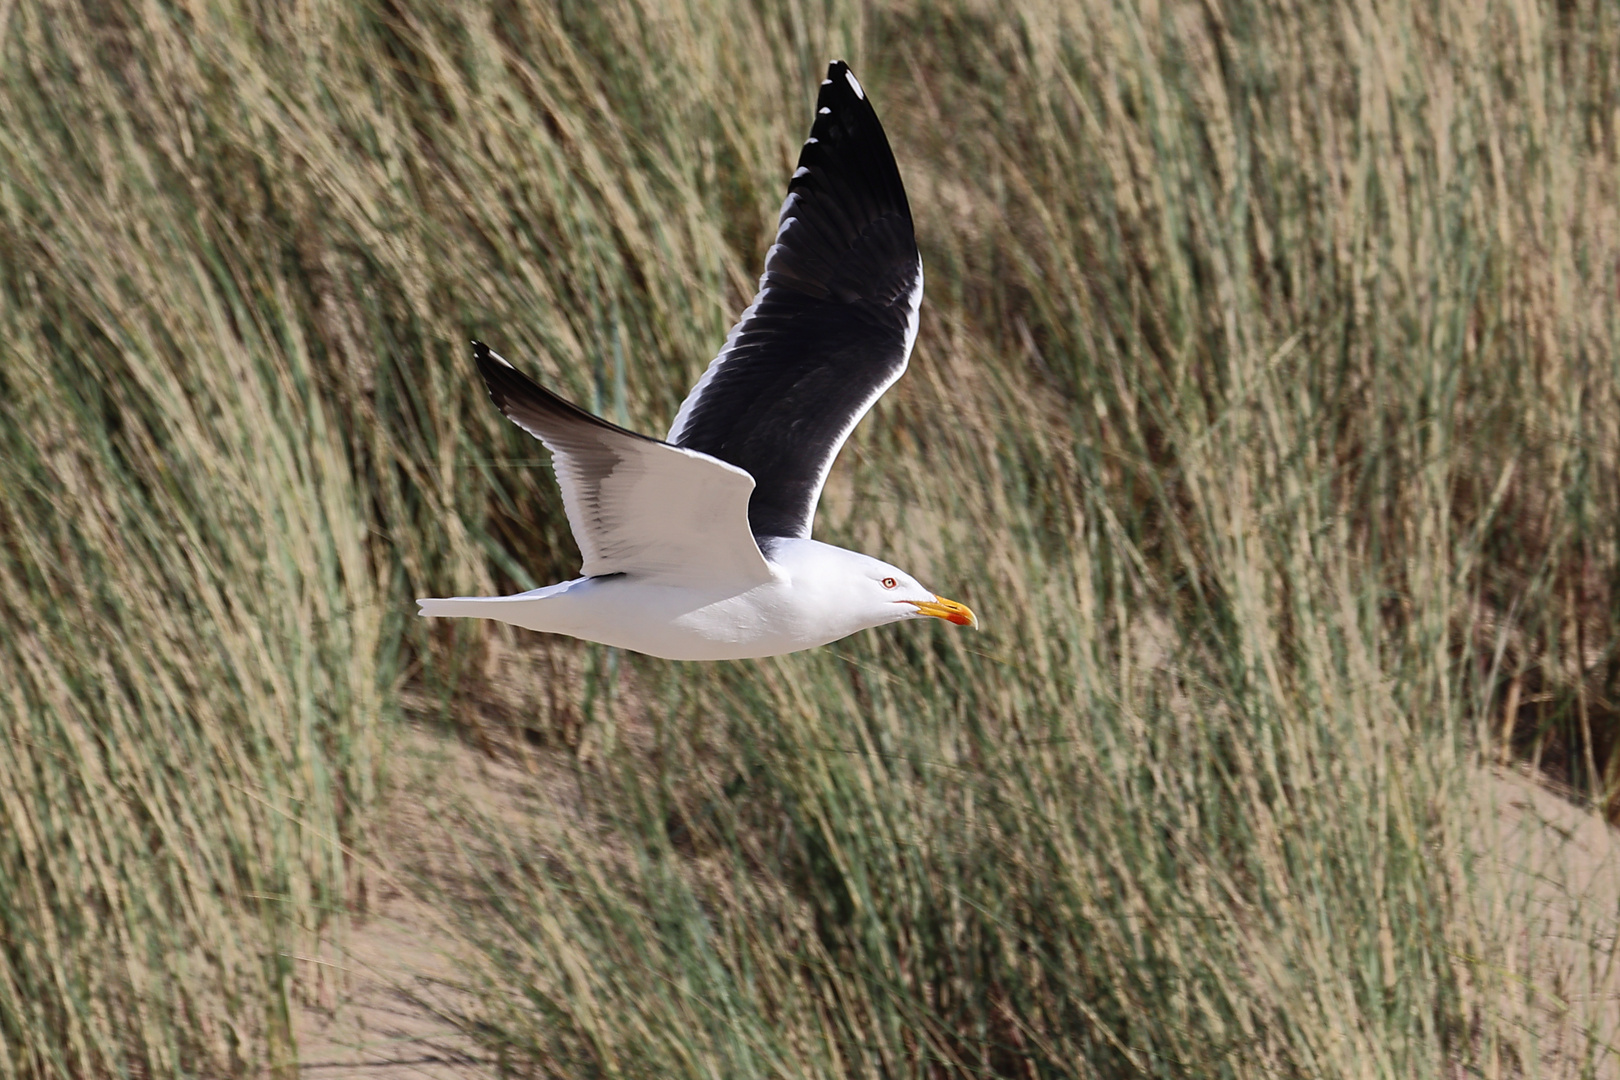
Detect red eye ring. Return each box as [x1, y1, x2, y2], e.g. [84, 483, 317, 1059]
[881, 577, 898, 589]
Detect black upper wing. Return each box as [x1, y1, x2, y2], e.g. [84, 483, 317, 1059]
[665, 60, 922, 540]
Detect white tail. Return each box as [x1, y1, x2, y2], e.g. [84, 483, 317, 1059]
[416, 597, 510, 620]
[415, 580, 582, 624]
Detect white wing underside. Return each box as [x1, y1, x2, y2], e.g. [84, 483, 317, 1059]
[552, 438, 771, 586]
[477, 346, 772, 588]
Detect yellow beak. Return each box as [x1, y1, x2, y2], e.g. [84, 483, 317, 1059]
[906, 595, 977, 627]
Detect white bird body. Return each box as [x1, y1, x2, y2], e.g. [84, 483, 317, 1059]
[418, 62, 976, 658]
[419, 539, 958, 660]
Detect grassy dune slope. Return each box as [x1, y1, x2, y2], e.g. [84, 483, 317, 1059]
[1, 0, 1617, 1075]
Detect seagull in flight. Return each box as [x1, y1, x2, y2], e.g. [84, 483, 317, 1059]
[418, 61, 976, 660]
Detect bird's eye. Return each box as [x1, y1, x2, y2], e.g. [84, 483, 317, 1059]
[881, 577, 898, 589]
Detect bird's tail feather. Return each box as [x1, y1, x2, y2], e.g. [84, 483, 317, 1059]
[416, 597, 508, 620]
[416, 580, 580, 621]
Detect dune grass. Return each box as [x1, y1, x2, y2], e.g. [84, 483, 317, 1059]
[2, 0, 1618, 1075]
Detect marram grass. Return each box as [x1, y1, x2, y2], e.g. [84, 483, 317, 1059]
[1, 0, 1617, 1076]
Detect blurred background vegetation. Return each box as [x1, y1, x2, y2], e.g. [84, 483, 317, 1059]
[2, 0, 1618, 1075]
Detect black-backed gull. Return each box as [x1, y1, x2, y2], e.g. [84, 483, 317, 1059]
[417, 61, 976, 660]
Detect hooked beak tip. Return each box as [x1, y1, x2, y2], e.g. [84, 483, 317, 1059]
[907, 594, 977, 628]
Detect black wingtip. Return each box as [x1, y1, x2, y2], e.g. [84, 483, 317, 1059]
[467, 340, 662, 444]
[788, 59, 908, 234]
[469, 339, 536, 422]
[819, 60, 867, 102]
[471, 339, 517, 377]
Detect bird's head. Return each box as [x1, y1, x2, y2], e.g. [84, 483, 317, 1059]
[863, 562, 977, 629]
[778, 540, 977, 635]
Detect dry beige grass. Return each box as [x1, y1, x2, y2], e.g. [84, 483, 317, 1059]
[3, 0, 1619, 1074]
[293, 723, 1620, 1079]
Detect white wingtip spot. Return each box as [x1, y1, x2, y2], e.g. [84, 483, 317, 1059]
[844, 70, 865, 99]
[818, 106, 831, 115]
[792, 166, 811, 179]
[805, 137, 819, 145]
